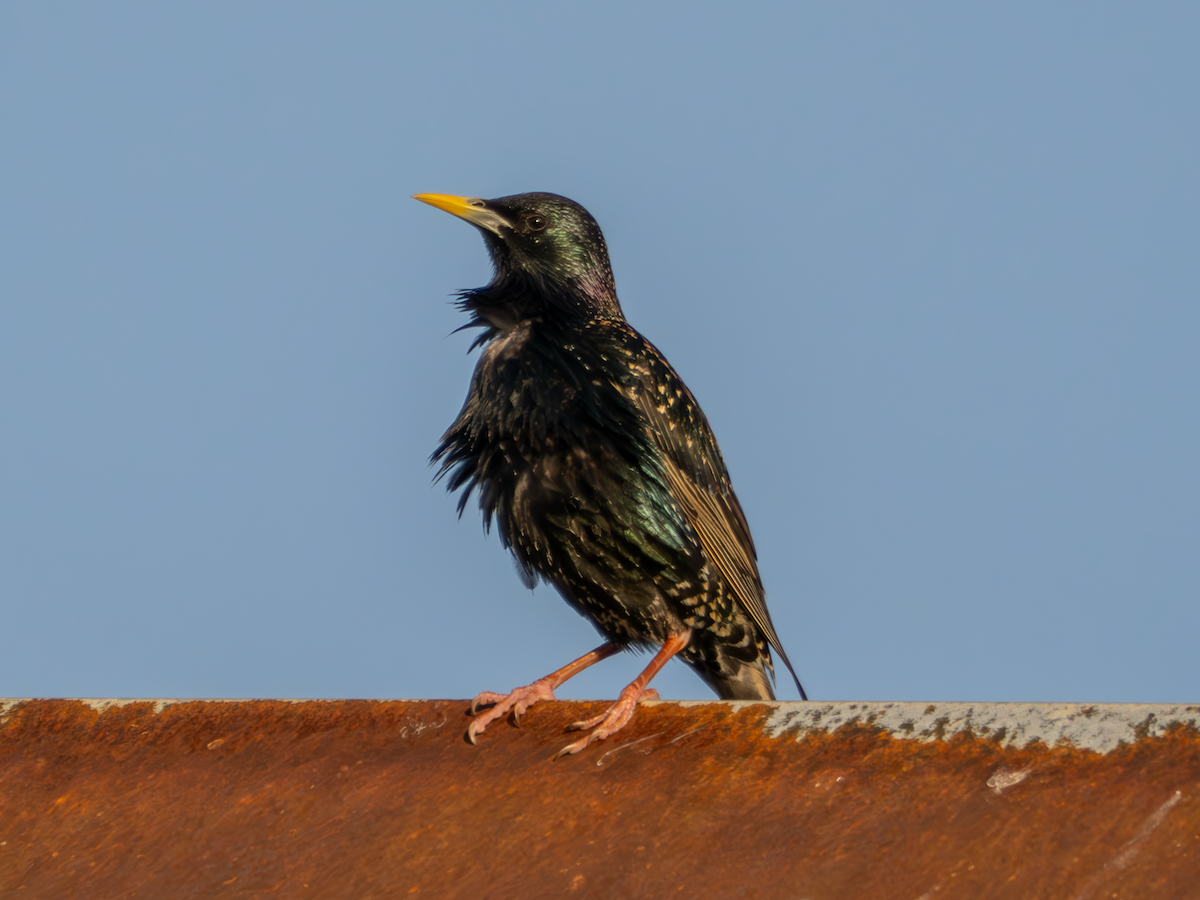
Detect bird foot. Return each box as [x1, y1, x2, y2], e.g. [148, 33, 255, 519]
[466, 678, 558, 744]
[554, 687, 661, 759]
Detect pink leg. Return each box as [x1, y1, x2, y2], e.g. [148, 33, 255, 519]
[554, 630, 691, 760]
[466, 642, 622, 744]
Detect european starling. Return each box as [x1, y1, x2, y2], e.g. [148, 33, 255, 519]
[415, 191, 806, 756]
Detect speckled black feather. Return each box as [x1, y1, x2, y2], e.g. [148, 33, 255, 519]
[429, 192, 805, 701]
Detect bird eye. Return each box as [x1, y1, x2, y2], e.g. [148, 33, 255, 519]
[526, 214, 548, 232]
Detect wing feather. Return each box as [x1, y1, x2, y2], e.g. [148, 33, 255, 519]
[621, 329, 805, 698]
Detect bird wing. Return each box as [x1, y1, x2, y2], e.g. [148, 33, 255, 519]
[622, 330, 803, 695]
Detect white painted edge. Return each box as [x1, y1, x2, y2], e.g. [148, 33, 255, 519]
[760, 701, 1200, 754]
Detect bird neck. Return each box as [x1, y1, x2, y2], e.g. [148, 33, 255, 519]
[458, 271, 625, 334]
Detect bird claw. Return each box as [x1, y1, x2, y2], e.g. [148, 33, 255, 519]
[555, 686, 658, 757]
[554, 734, 594, 760]
[464, 679, 558, 745]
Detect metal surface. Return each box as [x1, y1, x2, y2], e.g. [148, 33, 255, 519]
[2, 698, 1198, 899]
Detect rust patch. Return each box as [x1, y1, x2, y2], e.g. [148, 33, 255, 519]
[1, 699, 1198, 899]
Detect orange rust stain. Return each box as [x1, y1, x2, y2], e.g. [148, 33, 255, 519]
[0, 699, 1197, 899]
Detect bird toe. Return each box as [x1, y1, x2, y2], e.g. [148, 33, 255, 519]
[469, 691, 507, 717]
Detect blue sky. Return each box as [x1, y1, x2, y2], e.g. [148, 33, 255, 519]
[2, 3, 1197, 704]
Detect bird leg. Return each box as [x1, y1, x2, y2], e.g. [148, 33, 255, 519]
[466, 642, 622, 745]
[555, 630, 691, 759]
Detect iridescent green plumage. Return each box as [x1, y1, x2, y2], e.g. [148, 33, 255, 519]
[419, 190, 805, 732]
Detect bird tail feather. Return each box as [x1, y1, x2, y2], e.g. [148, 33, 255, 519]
[708, 661, 776, 701]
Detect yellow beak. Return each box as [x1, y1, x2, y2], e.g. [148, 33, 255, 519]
[413, 193, 512, 236]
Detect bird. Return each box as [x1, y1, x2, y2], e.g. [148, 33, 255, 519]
[414, 191, 806, 757]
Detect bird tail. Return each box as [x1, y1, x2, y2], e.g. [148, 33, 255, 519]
[705, 659, 776, 701]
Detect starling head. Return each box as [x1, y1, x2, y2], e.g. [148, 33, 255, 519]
[413, 192, 622, 322]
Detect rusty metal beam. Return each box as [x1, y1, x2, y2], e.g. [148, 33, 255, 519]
[2, 699, 1198, 898]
